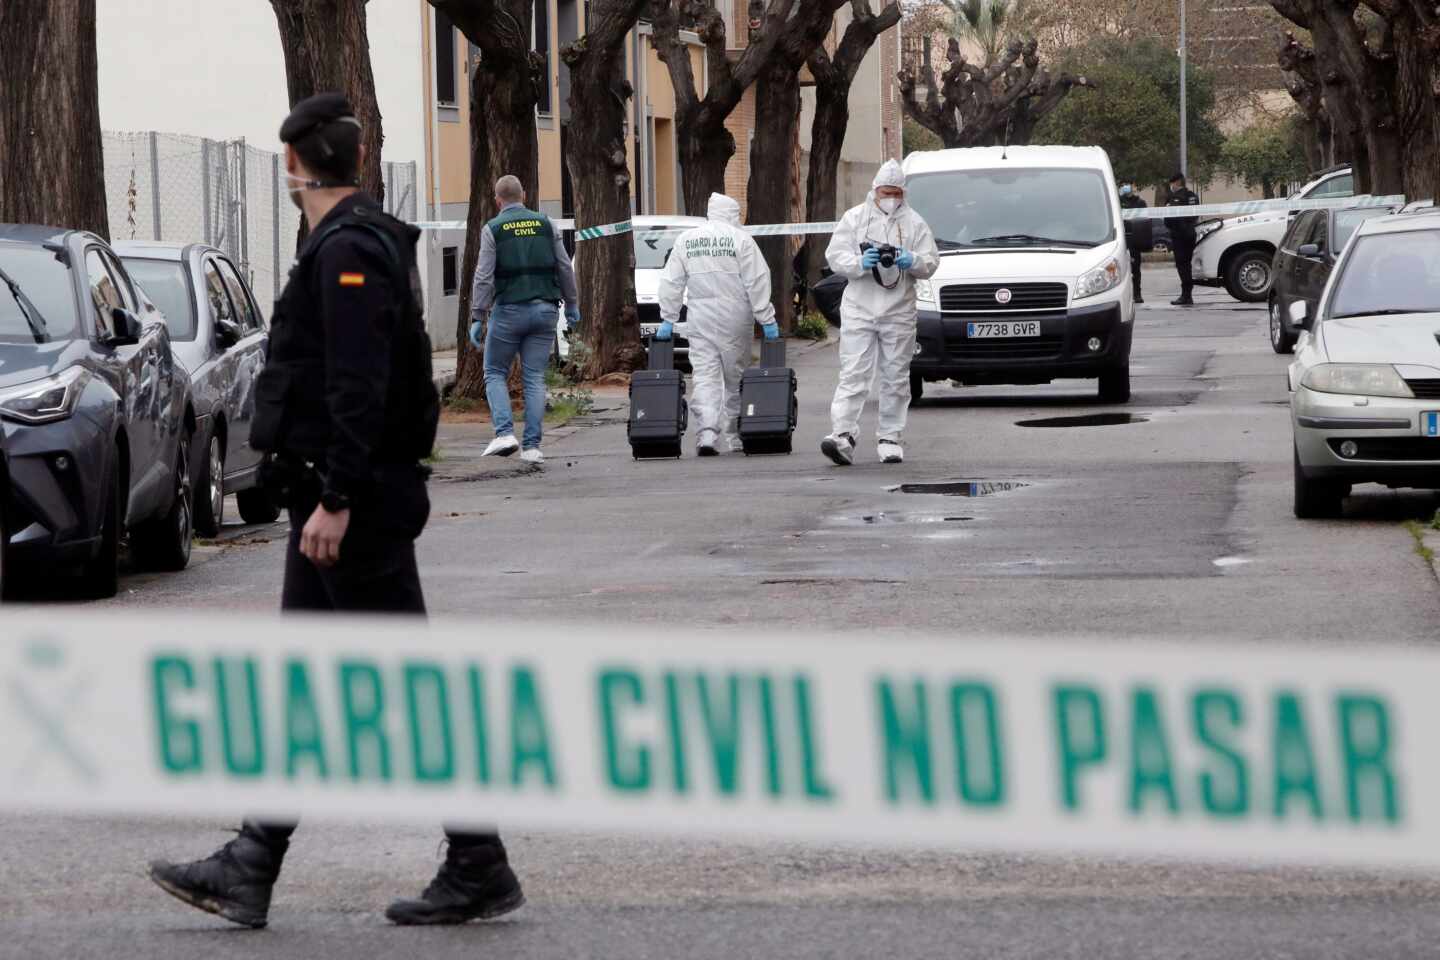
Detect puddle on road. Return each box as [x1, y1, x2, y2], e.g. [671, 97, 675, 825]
[1015, 413, 1149, 428]
[889, 480, 1031, 497]
[850, 512, 975, 525]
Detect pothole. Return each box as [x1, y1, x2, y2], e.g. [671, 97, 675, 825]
[889, 480, 1031, 497]
[1015, 413, 1149, 428]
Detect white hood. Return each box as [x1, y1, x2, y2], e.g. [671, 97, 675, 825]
[872, 159, 905, 193]
[1321, 314, 1440, 367]
[928, 247, 1122, 285]
[707, 192, 742, 227]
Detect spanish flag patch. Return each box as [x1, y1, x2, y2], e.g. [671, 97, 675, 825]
[338, 272, 366, 287]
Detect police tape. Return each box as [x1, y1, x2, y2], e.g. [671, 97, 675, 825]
[1, 609, 1430, 868]
[412, 194, 1409, 243]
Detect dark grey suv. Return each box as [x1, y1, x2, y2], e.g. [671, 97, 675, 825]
[0, 225, 195, 598]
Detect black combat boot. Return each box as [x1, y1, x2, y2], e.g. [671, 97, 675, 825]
[147, 822, 287, 928]
[385, 840, 525, 926]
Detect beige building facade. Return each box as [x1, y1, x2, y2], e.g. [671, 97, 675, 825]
[419, 0, 900, 223]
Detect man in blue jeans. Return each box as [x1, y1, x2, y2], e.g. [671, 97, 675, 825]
[469, 174, 581, 464]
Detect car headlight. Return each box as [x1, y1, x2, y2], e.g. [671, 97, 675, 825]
[1195, 222, 1222, 244]
[914, 278, 936, 305]
[1075, 258, 1121, 300]
[0, 366, 92, 425]
[1300, 363, 1413, 398]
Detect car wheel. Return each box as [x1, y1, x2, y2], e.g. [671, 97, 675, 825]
[1293, 445, 1346, 519]
[909, 372, 924, 406]
[78, 457, 121, 600]
[193, 431, 225, 538]
[134, 433, 193, 571]
[1224, 250, 1272, 302]
[236, 486, 282, 525]
[1098, 364, 1132, 403]
[1268, 297, 1296, 354]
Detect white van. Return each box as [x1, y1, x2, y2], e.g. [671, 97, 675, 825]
[901, 146, 1135, 402]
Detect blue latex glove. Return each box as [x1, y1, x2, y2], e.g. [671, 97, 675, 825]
[762, 322, 780, 341]
[654, 321, 674, 341]
[895, 248, 916, 270]
[564, 304, 580, 330]
[861, 247, 882, 269]
[468, 319, 484, 349]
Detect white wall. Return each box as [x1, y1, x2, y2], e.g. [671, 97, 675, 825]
[97, 0, 423, 166]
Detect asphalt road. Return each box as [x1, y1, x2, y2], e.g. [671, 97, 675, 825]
[5, 266, 1439, 958]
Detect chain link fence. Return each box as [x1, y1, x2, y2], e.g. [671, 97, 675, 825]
[102, 131, 417, 308]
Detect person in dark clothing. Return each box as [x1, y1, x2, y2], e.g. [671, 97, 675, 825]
[145, 93, 524, 931]
[1165, 172, 1200, 306]
[1119, 182, 1149, 304]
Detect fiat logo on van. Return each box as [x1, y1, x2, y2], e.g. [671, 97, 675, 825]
[994, 288, 1013, 304]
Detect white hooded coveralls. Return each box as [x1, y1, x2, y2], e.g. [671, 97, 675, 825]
[658, 193, 776, 450]
[825, 160, 940, 444]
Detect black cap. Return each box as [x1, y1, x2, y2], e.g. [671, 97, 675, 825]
[1169, 172, 1186, 183]
[279, 92, 359, 151]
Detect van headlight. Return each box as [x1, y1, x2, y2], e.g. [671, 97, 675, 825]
[914, 278, 936, 305]
[1075, 258, 1121, 300]
[0, 366, 92, 425]
[1301, 364, 1413, 398]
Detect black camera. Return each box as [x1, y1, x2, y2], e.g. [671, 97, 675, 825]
[860, 241, 897, 268]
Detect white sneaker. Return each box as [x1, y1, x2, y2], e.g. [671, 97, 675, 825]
[520, 448, 545, 464]
[821, 433, 855, 466]
[482, 435, 520, 457]
[878, 440, 904, 464]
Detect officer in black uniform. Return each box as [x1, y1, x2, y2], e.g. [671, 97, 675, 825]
[146, 93, 524, 930]
[1119, 182, 1150, 304]
[1165, 172, 1200, 306]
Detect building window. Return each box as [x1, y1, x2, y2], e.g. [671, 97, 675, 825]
[435, 11, 457, 105]
[534, 0, 552, 115]
[716, 0, 736, 43]
[442, 246, 458, 296]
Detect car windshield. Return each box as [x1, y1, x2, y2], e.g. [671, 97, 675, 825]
[906, 168, 1114, 248]
[1333, 210, 1389, 252]
[633, 227, 683, 270]
[122, 258, 197, 340]
[1329, 230, 1440, 318]
[0, 245, 78, 344]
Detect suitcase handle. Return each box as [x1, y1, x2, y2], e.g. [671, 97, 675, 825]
[759, 337, 787, 369]
[648, 337, 676, 371]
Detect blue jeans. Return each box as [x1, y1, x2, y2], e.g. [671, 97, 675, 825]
[484, 300, 558, 449]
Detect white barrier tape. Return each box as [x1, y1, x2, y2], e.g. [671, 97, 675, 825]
[0, 610, 1428, 868]
[414, 194, 1408, 243]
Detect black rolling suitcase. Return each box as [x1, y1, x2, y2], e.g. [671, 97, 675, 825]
[738, 338, 798, 455]
[628, 338, 687, 459]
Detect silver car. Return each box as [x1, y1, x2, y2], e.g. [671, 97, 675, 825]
[1288, 211, 1440, 517]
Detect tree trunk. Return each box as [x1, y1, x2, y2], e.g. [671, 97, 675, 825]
[270, 0, 385, 248]
[563, 0, 649, 378]
[433, 0, 542, 400]
[747, 62, 802, 331]
[676, 110, 737, 216]
[0, 0, 108, 237]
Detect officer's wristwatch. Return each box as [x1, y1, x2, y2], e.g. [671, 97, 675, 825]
[320, 490, 352, 513]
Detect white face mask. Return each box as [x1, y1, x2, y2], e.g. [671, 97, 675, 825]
[876, 196, 901, 215]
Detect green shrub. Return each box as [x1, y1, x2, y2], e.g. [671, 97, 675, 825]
[794, 311, 829, 341]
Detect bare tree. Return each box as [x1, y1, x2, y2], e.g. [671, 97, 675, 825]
[801, 0, 902, 302]
[270, 0, 385, 207]
[0, 0, 108, 237]
[898, 37, 1093, 149]
[428, 0, 542, 399]
[561, 0, 649, 376]
[1278, 34, 1344, 172]
[650, 0, 801, 215]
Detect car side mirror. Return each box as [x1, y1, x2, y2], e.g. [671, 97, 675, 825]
[1297, 243, 1321, 258]
[103, 307, 143, 347]
[1288, 300, 1312, 330]
[215, 317, 242, 350]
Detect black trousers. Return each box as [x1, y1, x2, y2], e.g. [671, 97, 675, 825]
[249, 480, 502, 857]
[1172, 234, 1196, 296]
[1129, 248, 1143, 297]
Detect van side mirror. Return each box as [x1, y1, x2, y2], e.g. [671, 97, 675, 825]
[1288, 300, 1312, 330]
[103, 307, 143, 347]
[215, 317, 242, 350]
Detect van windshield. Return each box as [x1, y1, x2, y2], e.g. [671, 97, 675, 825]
[905, 168, 1115, 249]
